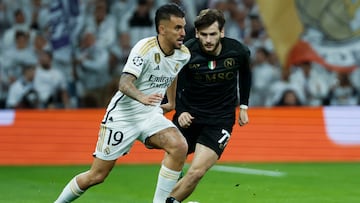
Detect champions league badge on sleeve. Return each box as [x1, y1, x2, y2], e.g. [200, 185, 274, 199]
[133, 56, 144, 66]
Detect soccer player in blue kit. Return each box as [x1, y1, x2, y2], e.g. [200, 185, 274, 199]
[166, 8, 252, 203]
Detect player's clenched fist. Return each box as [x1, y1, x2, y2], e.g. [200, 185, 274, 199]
[178, 112, 194, 128]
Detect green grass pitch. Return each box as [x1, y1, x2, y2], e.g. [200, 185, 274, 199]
[0, 162, 359, 203]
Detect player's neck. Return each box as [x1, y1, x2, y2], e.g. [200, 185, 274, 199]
[157, 36, 174, 56]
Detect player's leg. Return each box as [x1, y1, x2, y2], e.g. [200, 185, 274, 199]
[167, 143, 218, 202]
[54, 158, 116, 203]
[54, 121, 134, 203]
[147, 127, 187, 170]
[146, 127, 188, 203]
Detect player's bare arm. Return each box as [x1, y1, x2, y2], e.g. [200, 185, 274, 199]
[119, 73, 163, 105]
[161, 76, 178, 113]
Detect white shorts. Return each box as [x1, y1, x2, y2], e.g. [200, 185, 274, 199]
[93, 112, 176, 160]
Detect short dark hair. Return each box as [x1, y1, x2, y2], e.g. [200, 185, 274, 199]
[155, 3, 185, 33]
[194, 9, 225, 31]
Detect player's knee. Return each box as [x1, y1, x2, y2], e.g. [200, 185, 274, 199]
[177, 139, 188, 154]
[170, 139, 188, 158]
[186, 168, 206, 182]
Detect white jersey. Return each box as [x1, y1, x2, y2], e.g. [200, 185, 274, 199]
[103, 36, 190, 122]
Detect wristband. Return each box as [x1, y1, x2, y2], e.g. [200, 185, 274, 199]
[240, 104, 248, 110]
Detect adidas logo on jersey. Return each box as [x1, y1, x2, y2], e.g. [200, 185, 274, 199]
[154, 65, 160, 70]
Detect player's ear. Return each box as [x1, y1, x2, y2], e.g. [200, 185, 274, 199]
[158, 23, 166, 35]
[195, 29, 199, 38]
[220, 28, 225, 38]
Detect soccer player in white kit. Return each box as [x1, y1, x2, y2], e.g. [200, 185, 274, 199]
[54, 3, 190, 203]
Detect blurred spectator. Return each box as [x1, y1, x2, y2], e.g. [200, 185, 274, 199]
[2, 8, 36, 49]
[0, 0, 10, 39]
[84, 0, 116, 50]
[109, 32, 131, 77]
[27, 0, 50, 31]
[208, 0, 228, 10]
[249, 47, 281, 106]
[266, 82, 305, 107]
[34, 50, 70, 108]
[265, 39, 280, 67]
[45, 0, 83, 109]
[323, 72, 359, 106]
[2, 30, 38, 85]
[110, 0, 135, 24]
[6, 64, 39, 109]
[275, 88, 303, 106]
[289, 61, 331, 106]
[32, 32, 48, 57]
[265, 66, 306, 107]
[32, 32, 50, 55]
[118, 0, 156, 47]
[74, 32, 111, 107]
[51, 49, 77, 108]
[226, 3, 249, 42]
[243, 14, 266, 57]
[240, 0, 258, 16]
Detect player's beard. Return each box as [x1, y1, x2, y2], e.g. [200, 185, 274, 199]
[202, 39, 221, 55]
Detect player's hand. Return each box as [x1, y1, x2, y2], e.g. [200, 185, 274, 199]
[161, 103, 174, 114]
[178, 112, 194, 128]
[238, 109, 249, 126]
[140, 93, 164, 106]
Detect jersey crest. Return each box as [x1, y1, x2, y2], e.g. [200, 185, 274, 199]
[224, 58, 235, 68]
[208, 60, 216, 70]
[154, 53, 161, 64]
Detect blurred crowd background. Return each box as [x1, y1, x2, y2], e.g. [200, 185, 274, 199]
[0, 0, 359, 109]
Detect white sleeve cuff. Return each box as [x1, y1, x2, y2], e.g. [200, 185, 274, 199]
[240, 104, 248, 110]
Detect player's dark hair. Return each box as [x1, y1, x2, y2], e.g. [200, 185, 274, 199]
[155, 3, 185, 33]
[194, 9, 226, 31]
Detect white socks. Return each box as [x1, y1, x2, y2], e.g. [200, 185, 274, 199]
[54, 166, 180, 203]
[54, 176, 84, 203]
[153, 165, 181, 203]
